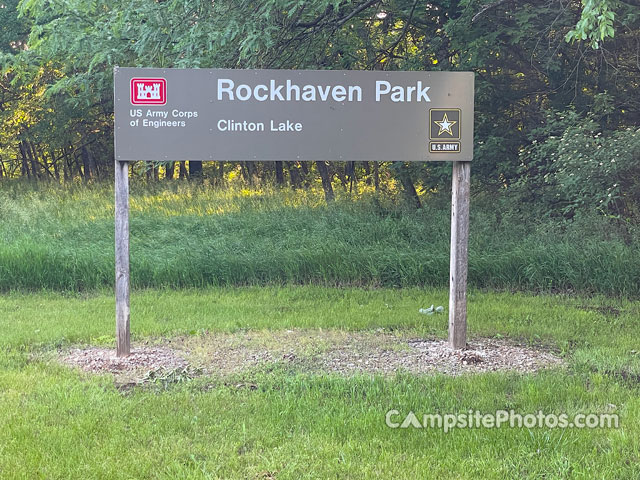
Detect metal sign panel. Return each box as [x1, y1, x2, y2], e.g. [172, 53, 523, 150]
[114, 67, 474, 162]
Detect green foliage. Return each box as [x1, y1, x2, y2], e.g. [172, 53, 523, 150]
[444, 0, 639, 192]
[565, 0, 615, 49]
[552, 127, 640, 218]
[519, 108, 640, 219]
[0, 0, 29, 53]
[1, 0, 640, 221]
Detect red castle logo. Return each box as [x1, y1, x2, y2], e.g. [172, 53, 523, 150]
[130, 78, 166, 105]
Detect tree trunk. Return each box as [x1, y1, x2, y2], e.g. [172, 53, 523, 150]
[179, 161, 188, 179]
[25, 141, 40, 180]
[286, 162, 302, 189]
[275, 161, 285, 186]
[337, 164, 348, 190]
[241, 161, 258, 185]
[19, 143, 31, 179]
[74, 151, 84, 179]
[81, 145, 92, 181]
[62, 148, 73, 182]
[347, 161, 356, 194]
[35, 144, 49, 178]
[240, 162, 250, 184]
[189, 160, 203, 178]
[316, 161, 334, 203]
[396, 162, 421, 209]
[246, 161, 258, 185]
[299, 161, 311, 188]
[88, 145, 100, 179]
[61, 150, 69, 182]
[217, 161, 224, 184]
[166, 162, 175, 180]
[373, 161, 380, 191]
[34, 145, 54, 180]
[146, 163, 159, 181]
[38, 150, 55, 180]
[50, 150, 60, 181]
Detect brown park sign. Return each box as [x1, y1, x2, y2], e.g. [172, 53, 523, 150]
[112, 67, 475, 357]
[114, 67, 474, 162]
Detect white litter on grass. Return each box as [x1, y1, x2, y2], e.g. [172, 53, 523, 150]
[419, 305, 445, 315]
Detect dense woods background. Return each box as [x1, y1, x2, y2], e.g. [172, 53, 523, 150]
[0, 0, 639, 221]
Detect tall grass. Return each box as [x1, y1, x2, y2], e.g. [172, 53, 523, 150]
[0, 180, 638, 295]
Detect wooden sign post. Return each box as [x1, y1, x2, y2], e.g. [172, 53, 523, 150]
[114, 159, 130, 356]
[449, 161, 470, 349]
[113, 67, 474, 356]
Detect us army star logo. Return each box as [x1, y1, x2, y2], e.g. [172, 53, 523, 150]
[429, 108, 462, 153]
[429, 109, 461, 140]
[434, 113, 456, 136]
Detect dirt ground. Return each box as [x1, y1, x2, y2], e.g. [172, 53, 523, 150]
[60, 329, 564, 387]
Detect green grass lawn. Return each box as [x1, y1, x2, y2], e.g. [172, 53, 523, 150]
[1, 286, 639, 479]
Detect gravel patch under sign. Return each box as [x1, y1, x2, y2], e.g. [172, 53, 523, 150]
[60, 331, 563, 385]
[62, 346, 189, 376]
[322, 338, 563, 376]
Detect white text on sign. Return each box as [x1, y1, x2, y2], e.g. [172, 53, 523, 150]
[216, 79, 430, 103]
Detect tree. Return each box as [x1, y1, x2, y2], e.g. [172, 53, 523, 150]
[1, 0, 638, 218]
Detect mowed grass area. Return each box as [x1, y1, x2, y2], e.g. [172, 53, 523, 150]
[1, 287, 640, 479]
[1, 181, 639, 295]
